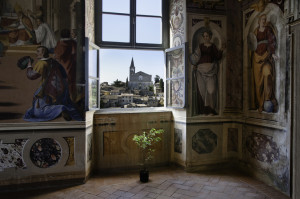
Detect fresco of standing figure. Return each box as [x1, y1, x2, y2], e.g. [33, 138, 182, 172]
[249, 14, 278, 113]
[190, 27, 224, 115]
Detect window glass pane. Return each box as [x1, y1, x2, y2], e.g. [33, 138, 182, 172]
[89, 79, 99, 109]
[103, 0, 130, 14]
[136, 0, 162, 16]
[166, 48, 184, 79]
[166, 78, 184, 108]
[102, 14, 130, 42]
[88, 50, 98, 77]
[136, 17, 162, 44]
[100, 49, 165, 108]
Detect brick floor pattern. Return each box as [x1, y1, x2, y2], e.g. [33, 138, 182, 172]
[1, 167, 290, 199]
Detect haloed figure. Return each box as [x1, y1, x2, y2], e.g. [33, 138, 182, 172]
[190, 28, 224, 115]
[252, 14, 278, 113]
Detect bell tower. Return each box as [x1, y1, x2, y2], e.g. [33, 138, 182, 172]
[129, 57, 135, 81]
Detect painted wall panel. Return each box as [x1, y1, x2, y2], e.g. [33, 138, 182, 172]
[0, 0, 85, 123]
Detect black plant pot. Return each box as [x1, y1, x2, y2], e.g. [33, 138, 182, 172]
[140, 169, 149, 183]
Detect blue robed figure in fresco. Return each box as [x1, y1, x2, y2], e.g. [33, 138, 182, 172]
[23, 46, 82, 122]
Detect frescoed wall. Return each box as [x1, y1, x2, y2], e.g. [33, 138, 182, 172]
[93, 112, 172, 171]
[187, 0, 225, 11]
[166, 45, 186, 108]
[224, 0, 243, 111]
[0, 128, 91, 186]
[242, 125, 290, 194]
[174, 128, 182, 153]
[181, 0, 291, 195]
[85, 0, 95, 43]
[0, 0, 85, 123]
[169, 0, 188, 170]
[188, 14, 226, 116]
[240, 1, 290, 195]
[243, 0, 286, 120]
[170, 0, 185, 48]
[0, 139, 27, 170]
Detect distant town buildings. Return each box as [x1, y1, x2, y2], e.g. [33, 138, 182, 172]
[100, 58, 164, 108]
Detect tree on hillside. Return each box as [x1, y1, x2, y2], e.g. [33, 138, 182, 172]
[125, 77, 128, 88]
[154, 75, 160, 84]
[149, 85, 153, 92]
[112, 79, 125, 87]
[159, 78, 164, 92]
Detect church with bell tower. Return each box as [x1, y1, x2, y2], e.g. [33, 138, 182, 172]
[128, 58, 153, 90]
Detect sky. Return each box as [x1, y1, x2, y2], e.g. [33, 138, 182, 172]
[99, 49, 165, 84]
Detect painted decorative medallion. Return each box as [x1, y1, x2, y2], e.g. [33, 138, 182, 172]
[30, 138, 61, 168]
[192, 129, 217, 154]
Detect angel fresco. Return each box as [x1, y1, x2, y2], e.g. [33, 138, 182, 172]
[248, 14, 278, 113]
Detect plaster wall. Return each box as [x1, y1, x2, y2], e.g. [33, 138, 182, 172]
[93, 111, 172, 171]
[85, 0, 95, 43]
[168, 0, 188, 168]
[173, 121, 187, 167]
[0, 0, 90, 188]
[0, 124, 91, 187]
[172, 0, 292, 196]
[186, 123, 225, 170]
[240, 124, 290, 194]
[291, 19, 300, 199]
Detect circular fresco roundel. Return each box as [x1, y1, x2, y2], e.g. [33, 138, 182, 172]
[30, 138, 62, 168]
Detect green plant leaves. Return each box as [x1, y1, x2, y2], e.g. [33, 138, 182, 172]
[132, 128, 164, 165]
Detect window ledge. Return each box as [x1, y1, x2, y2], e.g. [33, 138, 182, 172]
[0, 121, 87, 132]
[95, 107, 172, 115]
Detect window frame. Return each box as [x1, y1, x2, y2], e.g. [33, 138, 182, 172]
[95, 0, 169, 49]
[165, 43, 187, 109]
[85, 38, 101, 111]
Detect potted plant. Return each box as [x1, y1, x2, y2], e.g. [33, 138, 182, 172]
[132, 128, 164, 183]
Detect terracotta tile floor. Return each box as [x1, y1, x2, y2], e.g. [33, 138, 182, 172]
[1, 166, 290, 199]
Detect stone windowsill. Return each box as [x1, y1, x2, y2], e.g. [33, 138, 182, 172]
[0, 121, 87, 132]
[94, 107, 173, 115]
